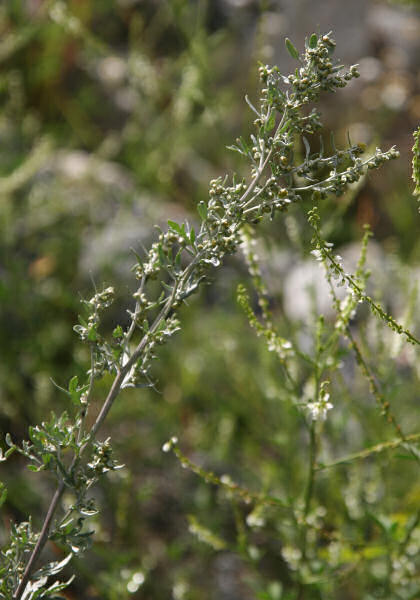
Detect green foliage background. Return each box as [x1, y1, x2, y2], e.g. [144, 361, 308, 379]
[1, 1, 419, 599]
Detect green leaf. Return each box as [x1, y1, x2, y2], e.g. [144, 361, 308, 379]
[245, 94, 260, 116]
[42, 453, 53, 465]
[156, 319, 166, 332]
[197, 201, 207, 221]
[279, 118, 291, 134]
[167, 220, 181, 234]
[226, 144, 244, 156]
[28, 464, 44, 472]
[285, 38, 299, 60]
[309, 33, 318, 48]
[87, 326, 97, 342]
[158, 244, 165, 264]
[113, 325, 123, 338]
[190, 227, 196, 245]
[68, 376, 78, 395]
[34, 553, 73, 578]
[264, 112, 276, 133]
[5, 446, 16, 459]
[238, 136, 250, 154]
[78, 315, 88, 328]
[161, 280, 174, 293]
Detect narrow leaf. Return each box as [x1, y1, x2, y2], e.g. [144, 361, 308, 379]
[264, 112, 276, 133]
[68, 376, 78, 395]
[279, 118, 292, 134]
[245, 94, 260, 116]
[50, 380, 69, 396]
[34, 553, 73, 578]
[158, 244, 165, 264]
[238, 136, 250, 153]
[197, 202, 207, 221]
[5, 446, 16, 459]
[113, 325, 123, 338]
[226, 144, 244, 155]
[167, 220, 181, 234]
[285, 38, 299, 60]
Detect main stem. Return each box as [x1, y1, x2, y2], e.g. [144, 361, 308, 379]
[12, 302, 173, 599]
[296, 421, 317, 600]
[12, 134, 275, 598]
[13, 482, 65, 600]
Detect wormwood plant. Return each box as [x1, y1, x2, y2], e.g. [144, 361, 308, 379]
[0, 32, 418, 599]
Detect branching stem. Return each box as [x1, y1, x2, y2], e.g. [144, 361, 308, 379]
[12, 130, 274, 599]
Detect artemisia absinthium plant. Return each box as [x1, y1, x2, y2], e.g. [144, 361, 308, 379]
[0, 32, 413, 600]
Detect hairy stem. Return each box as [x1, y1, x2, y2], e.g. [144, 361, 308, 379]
[12, 134, 275, 598]
[13, 481, 65, 600]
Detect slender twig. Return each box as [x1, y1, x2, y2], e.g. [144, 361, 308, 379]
[302, 423, 317, 545]
[241, 109, 287, 210]
[316, 432, 420, 470]
[125, 274, 146, 346]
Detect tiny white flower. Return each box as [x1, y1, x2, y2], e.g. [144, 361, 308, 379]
[220, 474, 233, 485]
[307, 399, 333, 421]
[162, 436, 178, 453]
[246, 511, 265, 528]
[310, 249, 323, 261]
[307, 382, 333, 421]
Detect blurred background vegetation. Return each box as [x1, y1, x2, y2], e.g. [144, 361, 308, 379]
[0, 1, 419, 599]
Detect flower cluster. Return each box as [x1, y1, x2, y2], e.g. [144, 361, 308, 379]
[86, 438, 124, 476]
[308, 207, 419, 345]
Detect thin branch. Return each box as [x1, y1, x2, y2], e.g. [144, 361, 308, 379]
[316, 432, 420, 470]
